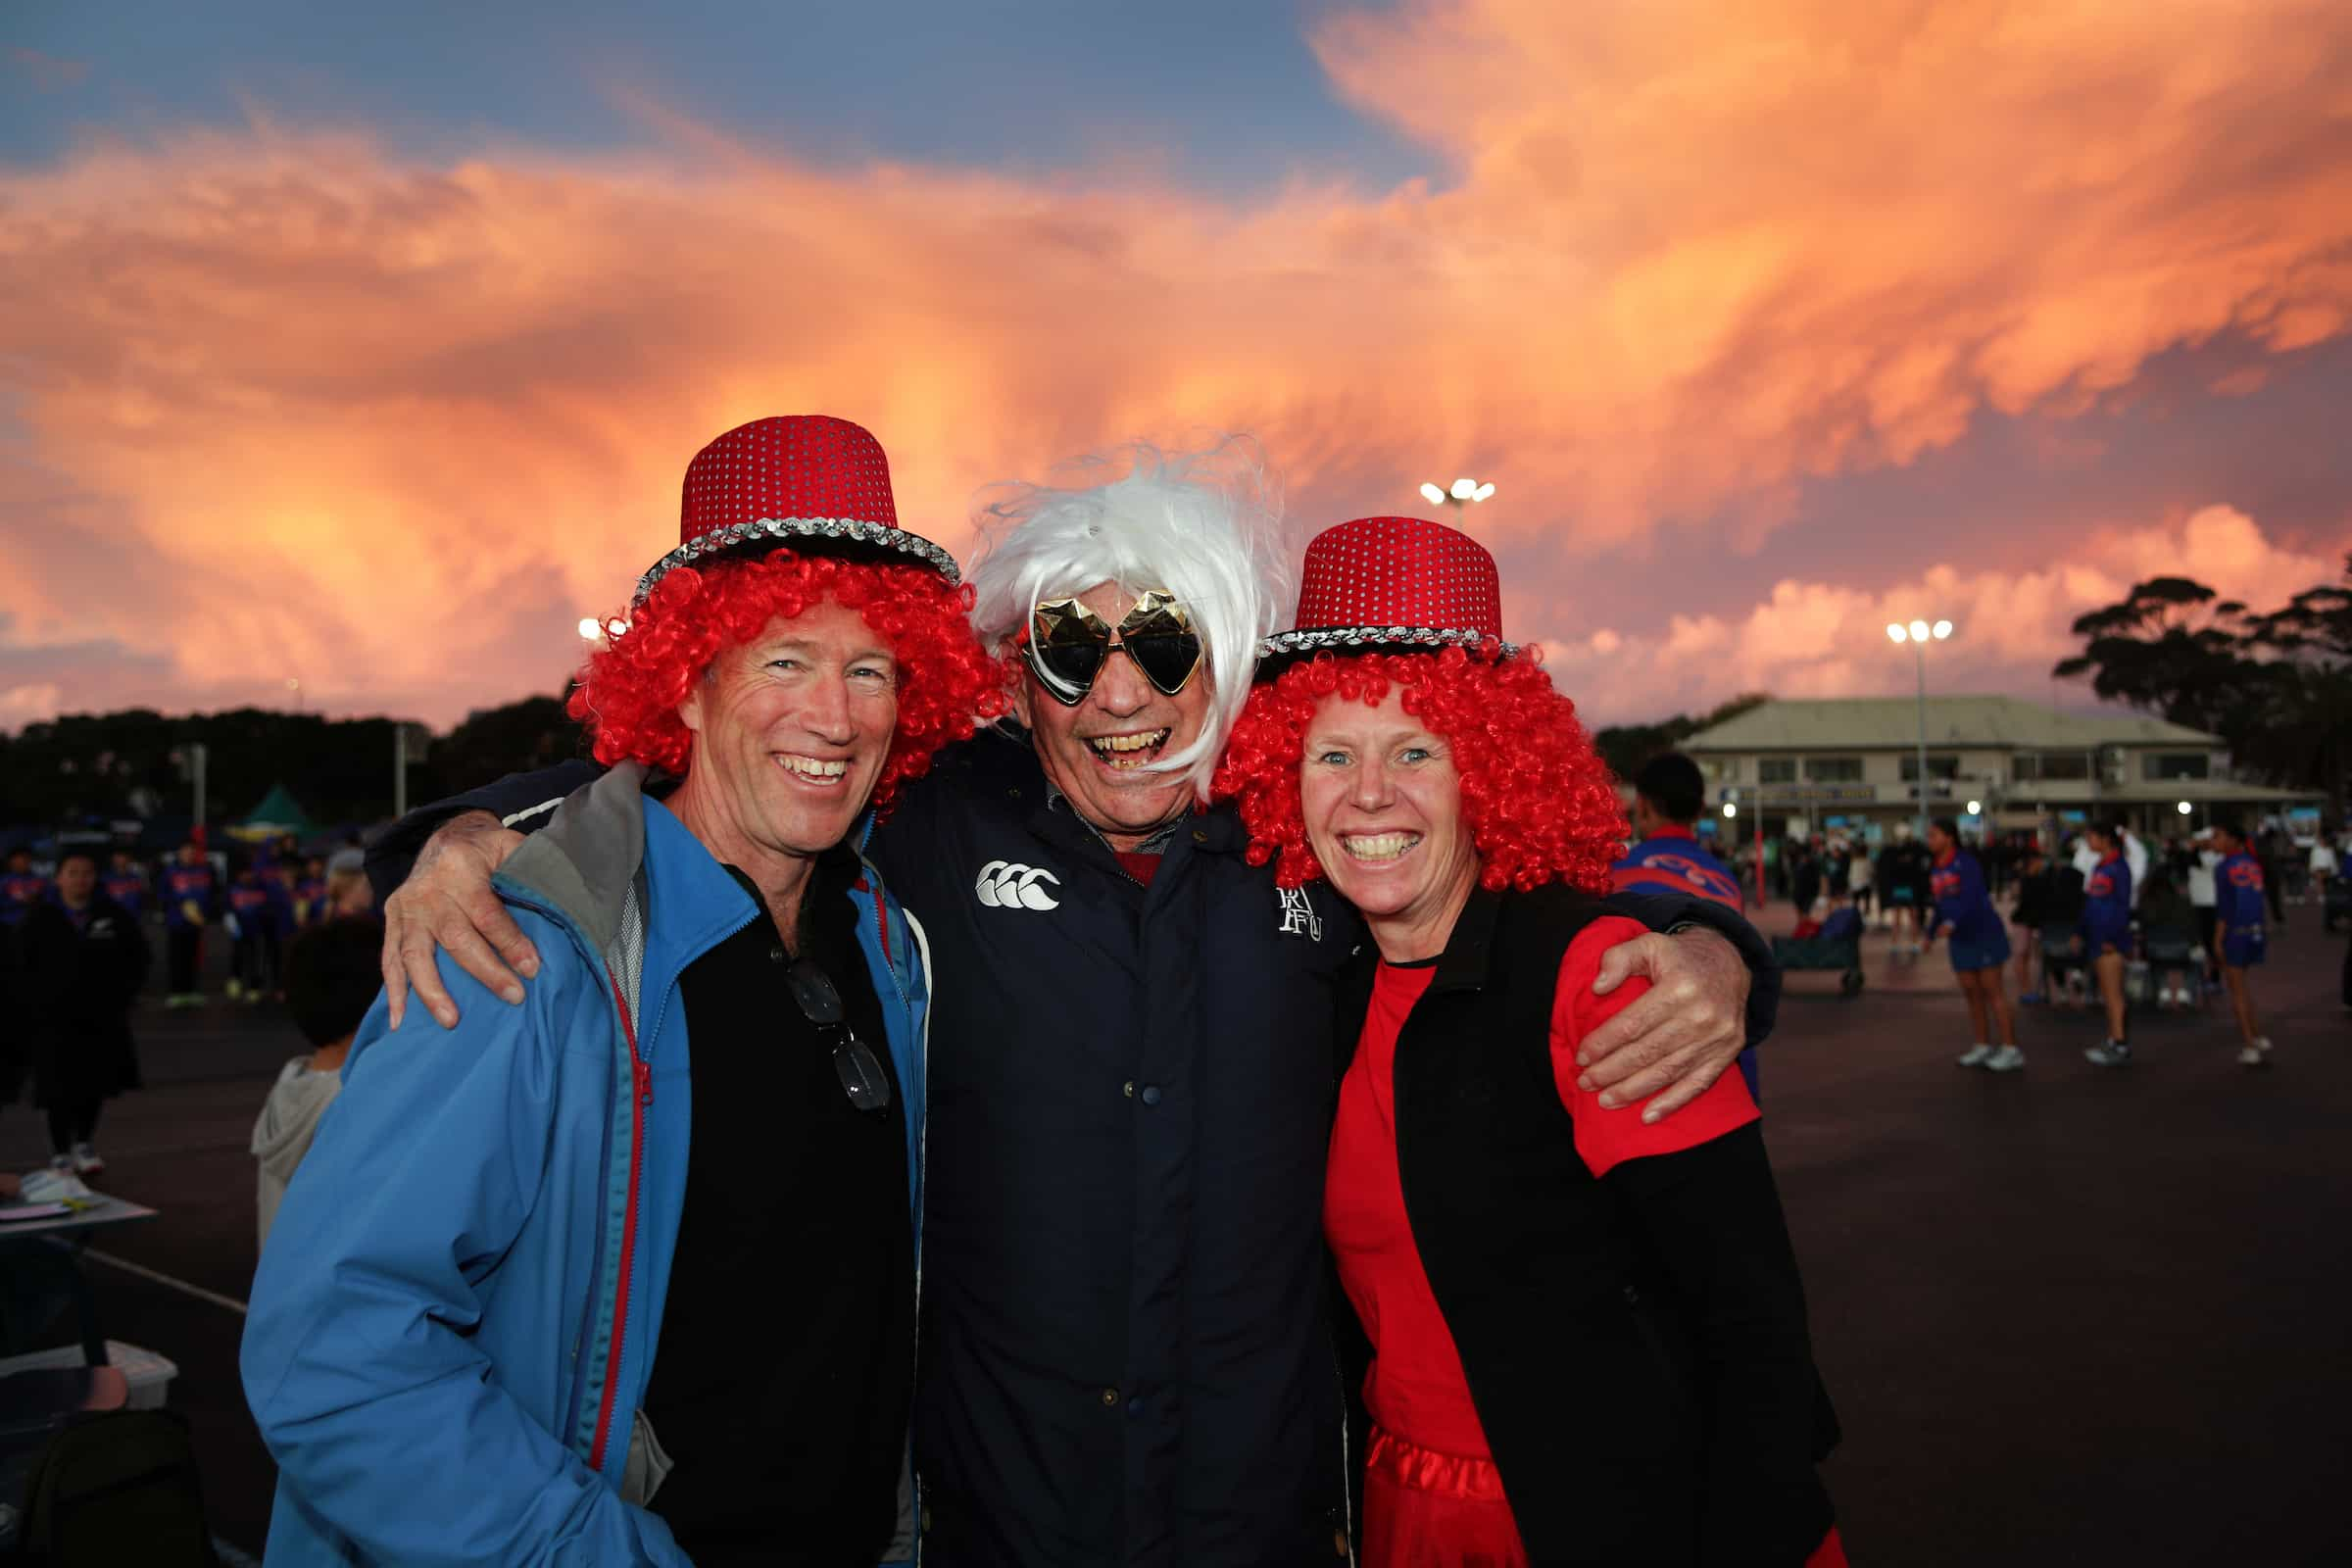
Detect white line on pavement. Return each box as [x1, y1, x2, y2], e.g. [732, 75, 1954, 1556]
[82, 1248, 250, 1316]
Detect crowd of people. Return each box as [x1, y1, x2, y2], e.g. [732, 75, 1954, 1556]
[0, 835, 375, 1176]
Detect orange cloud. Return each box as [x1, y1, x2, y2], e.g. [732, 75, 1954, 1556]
[3, 1, 2351, 727]
[1533, 505, 2345, 722]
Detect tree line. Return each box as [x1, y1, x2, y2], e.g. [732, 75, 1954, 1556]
[8, 553, 2344, 835]
[2054, 552, 2352, 813]
[0, 693, 588, 832]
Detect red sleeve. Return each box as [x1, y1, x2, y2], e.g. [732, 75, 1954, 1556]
[1550, 915, 1759, 1179]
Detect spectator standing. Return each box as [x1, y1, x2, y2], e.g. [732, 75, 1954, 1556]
[2009, 843, 2050, 1002]
[1924, 819, 2023, 1072]
[225, 857, 283, 1004]
[21, 847, 148, 1174]
[1847, 840, 1875, 922]
[2137, 872, 2201, 1009]
[0, 847, 43, 1125]
[160, 841, 218, 1006]
[2212, 821, 2274, 1066]
[2082, 823, 2137, 1068]
[252, 915, 384, 1247]
[2258, 827, 2289, 924]
[291, 857, 328, 929]
[0, 849, 44, 925]
[1881, 826, 1930, 955]
[2187, 832, 2222, 994]
[2312, 832, 2339, 907]
[101, 850, 148, 921]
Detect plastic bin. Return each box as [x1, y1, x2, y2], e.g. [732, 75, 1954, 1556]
[0, 1341, 178, 1409]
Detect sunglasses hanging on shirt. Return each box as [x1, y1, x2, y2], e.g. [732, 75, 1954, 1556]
[785, 956, 893, 1114]
[1021, 590, 1203, 707]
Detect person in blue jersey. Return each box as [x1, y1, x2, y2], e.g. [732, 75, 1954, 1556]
[159, 841, 217, 1006]
[0, 848, 46, 928]
[101, 850, 149, 922]
[1923, 818, 2023, 1073]
[2210, 820, 2274, 1067]
[243, 416, 1007, 1567]
[1612, 751, 1762, 1098]
[2080, 821, 2137, 1068]
[224, 856, 283, 1004]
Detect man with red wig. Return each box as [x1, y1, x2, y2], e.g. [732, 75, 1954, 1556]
[243, 416, 1005, 1565]
[362, 437, 1782, 1566]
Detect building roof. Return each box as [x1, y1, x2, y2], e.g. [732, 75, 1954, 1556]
[1683, 695, 2217, 753]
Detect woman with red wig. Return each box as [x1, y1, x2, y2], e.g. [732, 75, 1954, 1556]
[1216, 517, 1843, 1568]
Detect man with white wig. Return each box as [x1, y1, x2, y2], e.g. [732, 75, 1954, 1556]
[368, 435, 1780, 1567]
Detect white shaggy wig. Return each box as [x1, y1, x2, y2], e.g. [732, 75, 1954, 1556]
[966, 435, 1297, 797]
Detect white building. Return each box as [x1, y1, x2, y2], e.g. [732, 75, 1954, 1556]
[1682, 695, 2323, 844]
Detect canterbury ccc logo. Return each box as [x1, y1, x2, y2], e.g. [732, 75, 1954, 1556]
[976, 860, 1062, 911]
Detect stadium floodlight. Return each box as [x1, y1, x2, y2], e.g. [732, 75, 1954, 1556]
[1723, 801, 1739, 818]
[2178, 800, 2193, 815]
[1966, 799, 1982, 815]
[1423, 475, 1495, 514]
[1889, 613, 1956, 843]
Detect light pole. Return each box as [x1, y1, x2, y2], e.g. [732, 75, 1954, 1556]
[1419, 476, 1495, 518]
[1886, 617, 1953, 844]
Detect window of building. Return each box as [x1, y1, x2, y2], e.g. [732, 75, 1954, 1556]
[1898, 754, 1962, 782]
[2014, 752, 2090, 782]
[1804, 757, 1864, 782]
[1758, 758, 1796, 784]
[2140, 752, 2211, 781]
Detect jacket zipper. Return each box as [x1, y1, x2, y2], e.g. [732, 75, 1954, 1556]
[589, 969, 653, 1473]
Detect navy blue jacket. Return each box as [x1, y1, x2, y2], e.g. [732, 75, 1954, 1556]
[374, 726, 1782, 1567]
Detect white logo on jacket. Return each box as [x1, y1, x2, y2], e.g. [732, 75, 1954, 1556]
[976, 860, 1062, 911]
[1276, 885, 1323, 942]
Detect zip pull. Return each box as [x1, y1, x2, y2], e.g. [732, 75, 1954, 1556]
[632, 1054, 653, 1108]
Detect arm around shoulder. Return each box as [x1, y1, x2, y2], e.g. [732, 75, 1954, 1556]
[367, 760, 606, 902]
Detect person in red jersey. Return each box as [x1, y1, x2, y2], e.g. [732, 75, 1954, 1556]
[1218, 516, 1842, 1568]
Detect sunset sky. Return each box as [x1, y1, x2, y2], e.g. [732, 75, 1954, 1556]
[5, 0, 2350, 734]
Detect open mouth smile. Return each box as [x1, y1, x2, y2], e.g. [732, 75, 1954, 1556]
[1340, 831, 1422, 862]
[775, 754, 852, 787]
[1084, 727, 1172, 771]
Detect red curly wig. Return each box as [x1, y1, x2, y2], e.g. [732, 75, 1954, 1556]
[568, 549, 1010, 814]
[1211, 646, 1626, 894]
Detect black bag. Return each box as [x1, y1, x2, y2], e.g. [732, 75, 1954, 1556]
[14, 1407, 217, 1566]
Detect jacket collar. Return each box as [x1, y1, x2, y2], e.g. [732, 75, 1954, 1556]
[497, 760, 758, 962]
[1429, 883, 1507, 995]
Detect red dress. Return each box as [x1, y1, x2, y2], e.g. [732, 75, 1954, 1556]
[1324, 916, 1846, 1567]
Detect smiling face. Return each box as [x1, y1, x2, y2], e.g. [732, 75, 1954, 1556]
[1299, 684, 1484, 961]
[1014, 580, 1213, 850]
[672, 599, 899, 875]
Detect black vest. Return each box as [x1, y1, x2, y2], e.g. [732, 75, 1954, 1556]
[1337, 882, 1836, 1566]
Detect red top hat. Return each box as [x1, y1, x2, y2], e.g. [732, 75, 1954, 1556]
[632, 415, 959, 606]
[1257, 515, 1517, 669]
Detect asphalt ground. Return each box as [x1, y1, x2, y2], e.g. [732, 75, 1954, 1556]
[4, 908, 2349, 1564]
